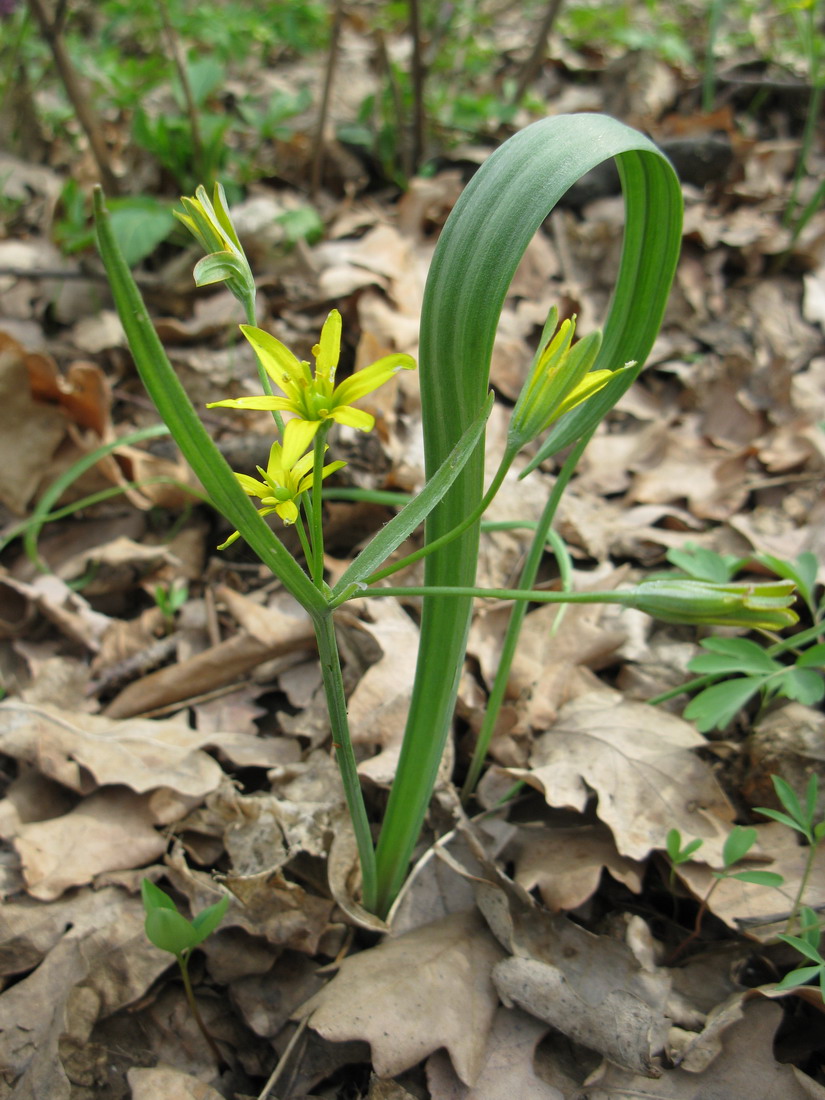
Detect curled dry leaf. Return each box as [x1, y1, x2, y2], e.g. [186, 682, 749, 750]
[475, 872, 671, 1078]
[300, 910, 505, 1085]
[127, 1066, 225, 1100]
[509, 691, 733, 862]
[585, 999, 825, 1099]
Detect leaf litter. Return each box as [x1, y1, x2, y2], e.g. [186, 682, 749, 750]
[1, 13, 825, 1100]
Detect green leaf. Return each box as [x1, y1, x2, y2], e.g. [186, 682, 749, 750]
[797, 645, 825, 669]
[758, 551, 817, 610]
[776, 933, 825, 965]
[141, 877, 177, 913]
[722, 825, 757, 867]
[726, 870, 785, 887]
[683, 677, 765, 732]
[108, 197, 177, 267]
[189, 893, 230, 944]
[773, 965, 823, 991]
[800, 905, 822, 950]
[776, 666, 825, 705]
[331, 393, 494, 598]
[372, 113, 683, 918]
[754, 806, 807, 834]
[772, 774, 807, 828]
[688, 637, 780, 676]
[145, 907, 200, 956]
[666, 545, 743, 583]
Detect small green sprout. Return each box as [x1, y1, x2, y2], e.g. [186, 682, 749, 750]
[756, 774, 825, 933]
[141, 878, 229, 1065]
[153, 578, 189, 634]
[775, 906, 825, 1003]
[667, 825, 784, 963]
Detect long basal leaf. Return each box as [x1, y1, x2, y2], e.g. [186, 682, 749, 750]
[374, 113, 683, 917]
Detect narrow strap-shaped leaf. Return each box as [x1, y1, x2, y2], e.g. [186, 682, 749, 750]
[93, 188, 326, 618]
[331, 392, 494, 598]
[374, 114, 683, 917]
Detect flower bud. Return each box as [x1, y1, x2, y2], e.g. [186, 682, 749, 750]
[175, 183, 256, 314]
[627, 579, 799, 630]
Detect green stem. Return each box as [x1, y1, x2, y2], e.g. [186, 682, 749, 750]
[294, 511, 313, 567]
[313, 611, 378, 912]
[177, 952, 224, 1068]
[785, 841, 819, 935]
[242, 298, 286, 436]
[365, 449, 516, 585]
[461, 436, 588, 800]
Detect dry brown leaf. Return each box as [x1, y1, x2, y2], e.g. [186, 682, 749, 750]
[509, 691, 733, 862]
[0, 888, 168, 1098]
[0, 333, 67, 514]
[475, 873, 671, 1077]
[586, 999, 825, 1099]
[127, 1067, 224, 1099]
[426, 1007, 560, 1100]
[0, 700, 227, 798]
[512, 822, 644, 912]
[301, 910, 505, 1085]
[13, 788, 167, 899]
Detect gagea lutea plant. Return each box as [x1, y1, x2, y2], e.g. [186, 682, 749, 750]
[94, 114, 799, 920]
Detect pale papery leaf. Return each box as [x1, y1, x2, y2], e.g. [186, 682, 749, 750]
[426, 1007, 561, 1100]
[300, 910, 505, 1085]
[509, 692, 733, 862]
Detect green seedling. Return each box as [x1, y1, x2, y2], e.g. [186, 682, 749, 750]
[141, 878, 229, 1065]
[775, 905, 825, 1003]
[756, 773, 825, 934]
[153, 578, 189, 633]
[667, 825, 785, 962]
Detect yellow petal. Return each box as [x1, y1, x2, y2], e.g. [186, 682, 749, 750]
[314, 310, 342, 383]
[331, 405, 375, 432]
[332, 353, 415, 406]
[206, 396, 295, 412]
[240, 325, 308, 390]
[282, 417, 321, 467]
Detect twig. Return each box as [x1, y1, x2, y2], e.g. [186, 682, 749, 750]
[26, 0, 120, 194]
[512, 0, 565, 105]
[157, 0, 205, 183]
[257, 1018, 309, 1100]
[408, 0, 426, 174]
[310, 0, 344, 197]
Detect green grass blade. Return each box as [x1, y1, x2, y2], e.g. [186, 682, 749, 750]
[373, 114, 683, 917]
[93, 188, 325, 618]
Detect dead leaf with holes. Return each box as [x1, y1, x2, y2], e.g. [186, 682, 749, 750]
[508, 691, 733, 863]
[300, 910, 505, 1085]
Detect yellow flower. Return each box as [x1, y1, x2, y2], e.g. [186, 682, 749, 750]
[508, 309, 614, 451]
[207, 309, 416, 443]
[219, 420, 346, 547]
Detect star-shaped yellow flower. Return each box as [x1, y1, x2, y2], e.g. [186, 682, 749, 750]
[207, 310, 416, 442]
[219, 420, 346, 547]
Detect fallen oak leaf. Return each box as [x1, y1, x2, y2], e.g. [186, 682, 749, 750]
[298, 909, 505, 1085]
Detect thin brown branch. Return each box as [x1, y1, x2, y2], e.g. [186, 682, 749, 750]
[512, 0, 565, 105]
[311, 0, 345, 197]
[409, 0, 426, 174]
[26, 0, 120, 194]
